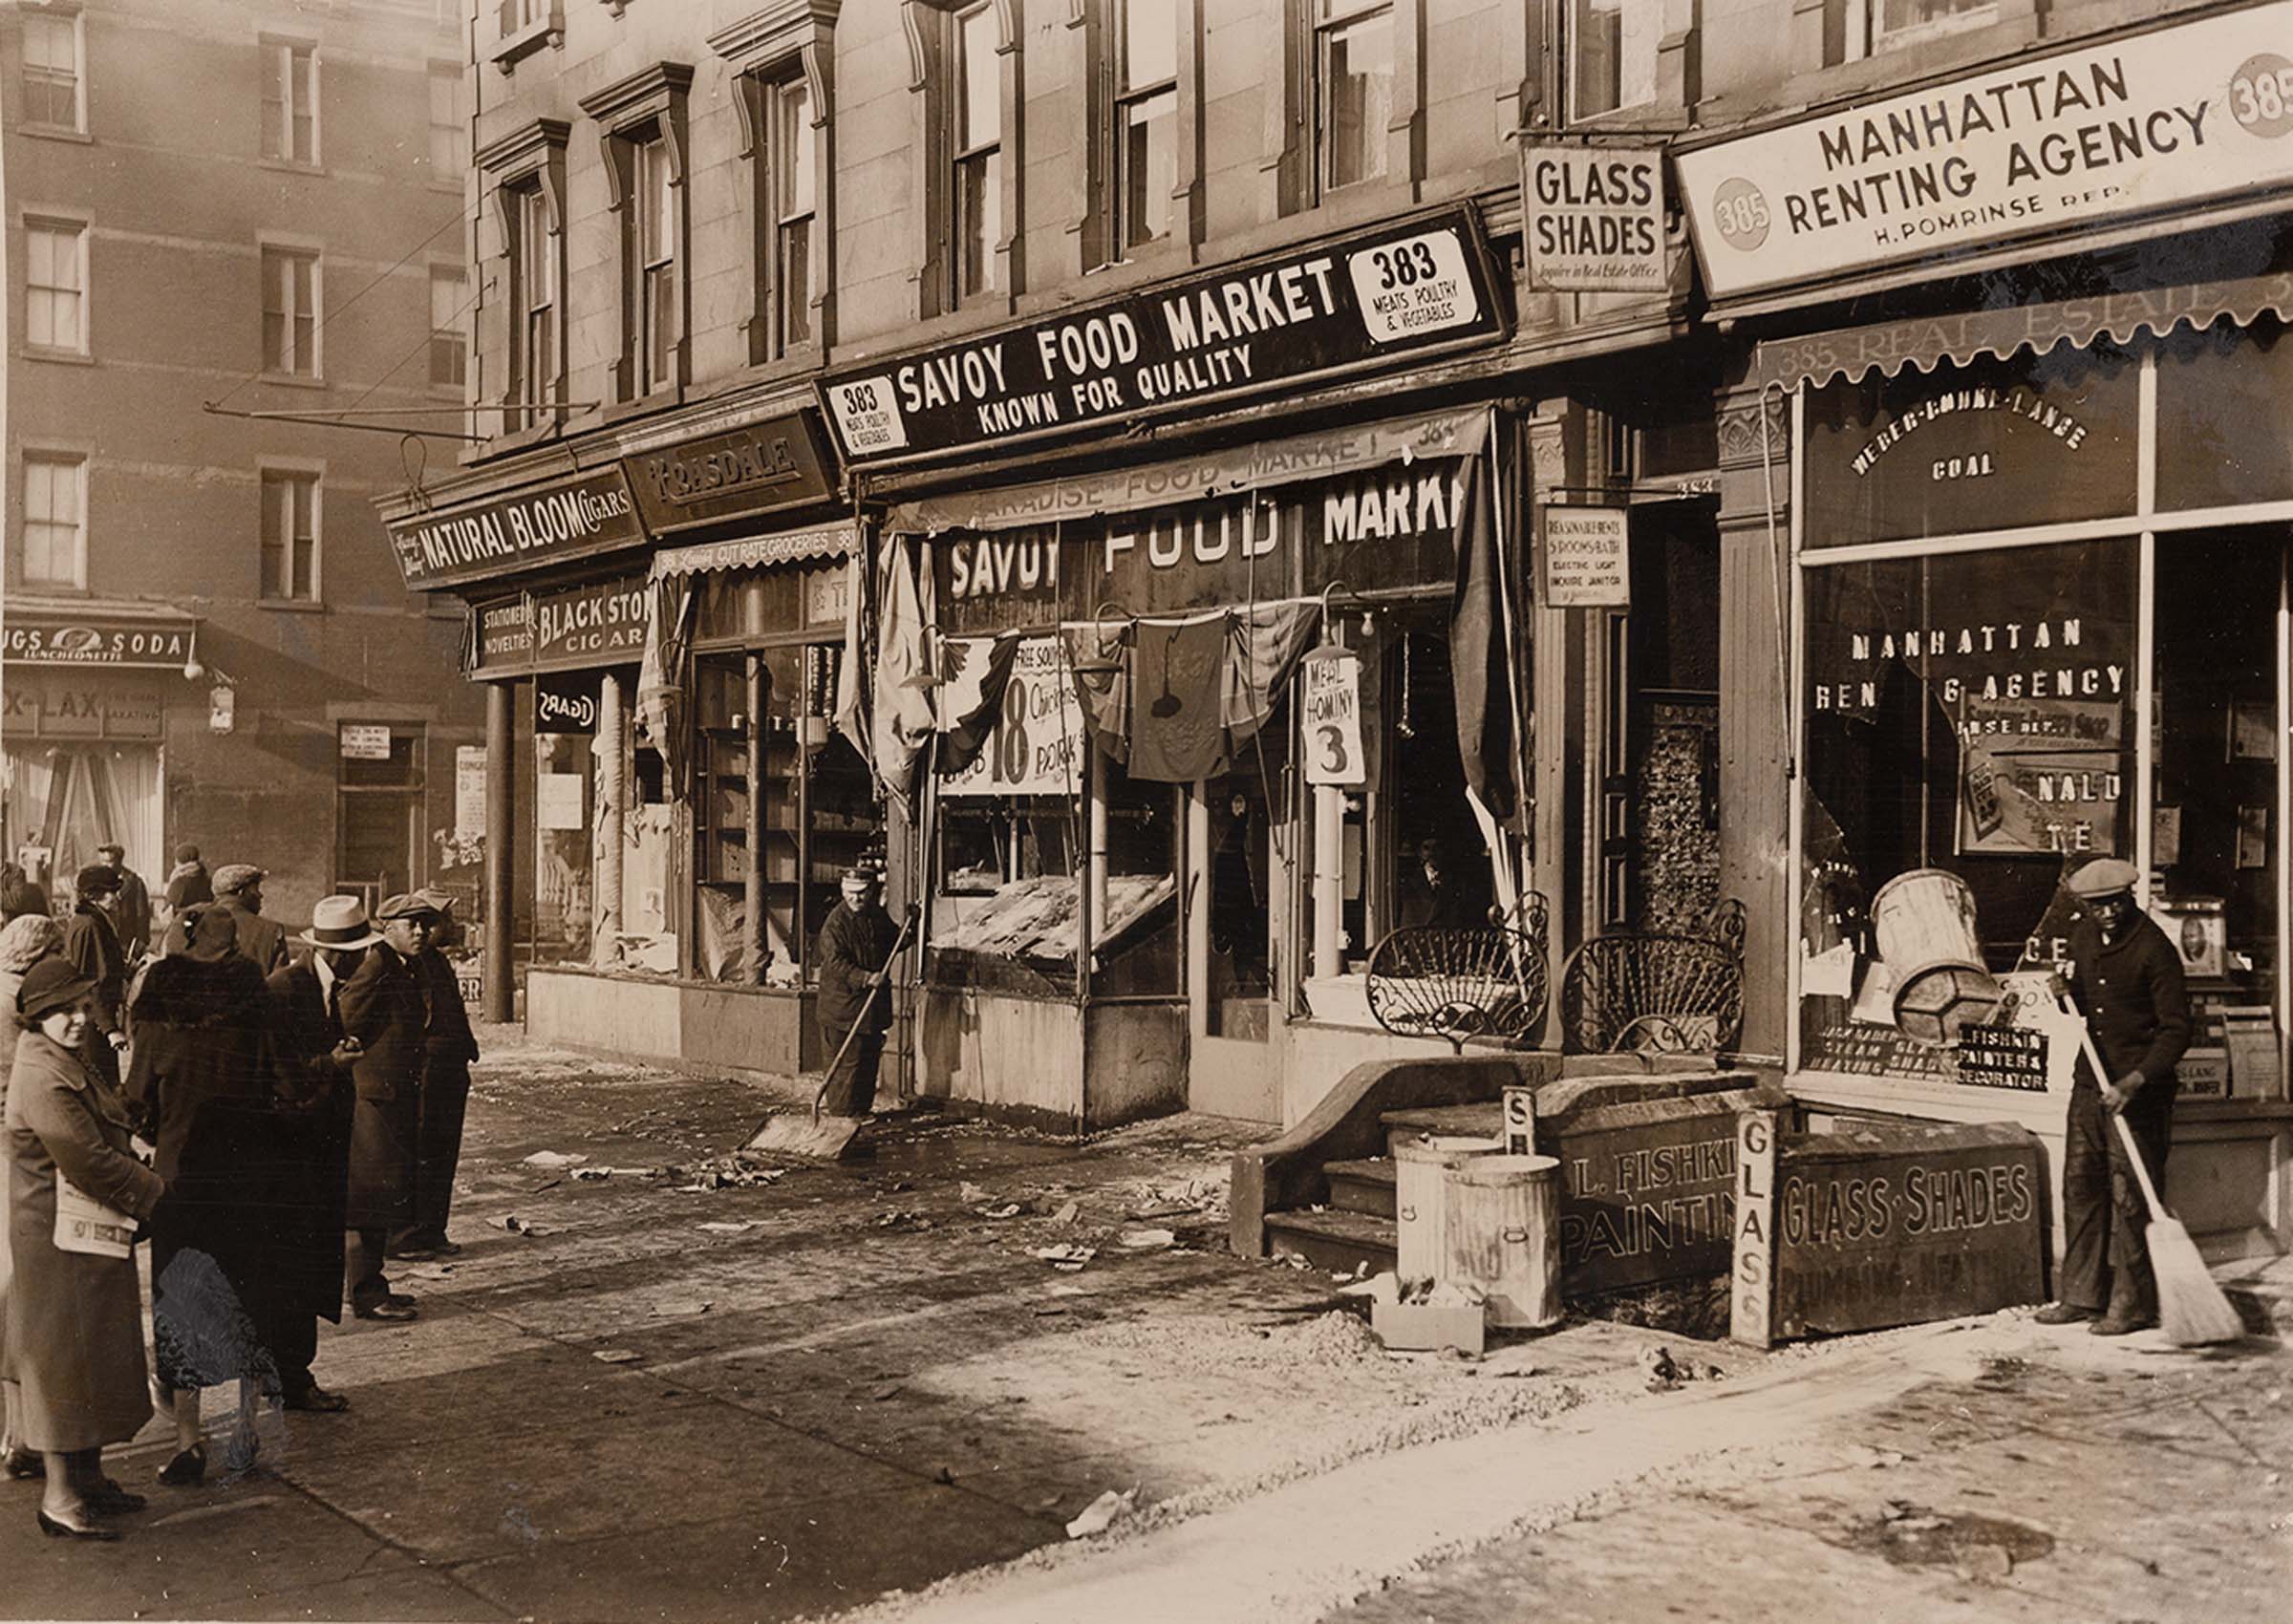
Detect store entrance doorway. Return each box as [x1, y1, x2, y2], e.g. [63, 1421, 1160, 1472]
[1187, 739, 1288, 1123]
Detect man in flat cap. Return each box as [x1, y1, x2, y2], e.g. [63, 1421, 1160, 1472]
[95, 842, 152, 962]
[208, 864, 289, 974]
[334, 894, 435, 1320]
[2037, 858, 2192, 1336]
[390, 888, 480, 1261]
[812, 865, 905, 1132]
[60, 864, 130, 1085]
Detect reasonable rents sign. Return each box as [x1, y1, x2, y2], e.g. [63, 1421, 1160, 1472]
[1677, 3, 2293, 299]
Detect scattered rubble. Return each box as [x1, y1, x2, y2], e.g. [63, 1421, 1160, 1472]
[493, 1214, 548, 1235]
[1063, 1487, 1137, 1539]
[1049, 1200, 1082, 1226]
[521, 1150, 588, 1168]
[1118, 1229, 1175, 1250]
[1031, 1244, 1096, 1271]
[696, 1220, 765, 1235]
[591, 1349, 643, 1365]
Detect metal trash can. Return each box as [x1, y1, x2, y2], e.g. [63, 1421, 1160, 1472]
[1444, 1153, 1563, 1329]
[1391, 1135, 1500, 1286]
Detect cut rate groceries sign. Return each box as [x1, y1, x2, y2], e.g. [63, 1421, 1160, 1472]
[1677, 3, 2293, 298]
[820, 207, 1505, 463]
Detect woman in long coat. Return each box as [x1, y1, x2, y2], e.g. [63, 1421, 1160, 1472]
[0, 913, 63, 1480]
[125, 906, 284, 1485]
[5, 958, 167, 1538]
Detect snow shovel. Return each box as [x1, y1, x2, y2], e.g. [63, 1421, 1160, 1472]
[744, 907, 918, 1162]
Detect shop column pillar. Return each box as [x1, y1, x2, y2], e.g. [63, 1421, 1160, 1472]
[1714, 381, 1793, 1061]
[595, 671, 626, 964]
[483, 679, 515, 1024]
[744, 652, 766, 983]
[1312, 784, 1343, 978]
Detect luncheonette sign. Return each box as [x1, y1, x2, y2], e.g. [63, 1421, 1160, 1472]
[4, 613, 196, 669]
[1677, 3, 2293, 299]
[386, 468, 644, 591]
[820, 207, 1505, 463]
[1521, 146, 1668, 292]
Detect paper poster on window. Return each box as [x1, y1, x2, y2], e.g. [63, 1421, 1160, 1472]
[940, 637, 1085, 798]
[1301, 649, 1366, 786]
[1957, 744, 2123, 856]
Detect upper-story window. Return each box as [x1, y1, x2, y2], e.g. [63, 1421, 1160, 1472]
[22, 11, 85, 133]
[580, 64, 692, 403]
[1116, 0, 1177, 253]
[430, 266, 467, 389]
[261, 246, 320, 378]
[26, 219, 89, 355]
[429, 65, 467, 180]
[512, 182, 557, 422]
[1315, 0, 1390, 194]
[260, 468, 321, 604]
[21, 453, 87, 589]
[478, 117, 568, 435]
[952, 4, 1001, 307]
[1567, 0, 1659, 120]
[769, 75, 818, 351]
[261, 39, 319, 165]
[632, 131, 677, 394]
[1866, 0, 1995, 53]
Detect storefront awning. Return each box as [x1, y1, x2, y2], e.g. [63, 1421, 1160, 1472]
[647, 522, 859, 581]
[886, 406, 1490, 537]
[1749, 269, 2293, 395]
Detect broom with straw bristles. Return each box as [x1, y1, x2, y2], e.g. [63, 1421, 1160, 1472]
[2066, 1011, 2245, 1347]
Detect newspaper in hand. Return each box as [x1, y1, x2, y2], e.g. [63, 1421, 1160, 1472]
[54, 1176, 135, 1259]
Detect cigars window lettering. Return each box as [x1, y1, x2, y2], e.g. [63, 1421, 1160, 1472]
[819, 207, 1503, 461]
[1676, 4, 2293, 297]
[533, 578, 647, 669]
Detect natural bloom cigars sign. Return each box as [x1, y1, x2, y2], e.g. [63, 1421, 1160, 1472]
[819, 207, 1506, 462]
[385, 468, 643, 590]
[1677, 4, 2293, 299]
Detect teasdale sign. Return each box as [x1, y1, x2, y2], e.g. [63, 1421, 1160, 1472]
[821, 207, 1506, 463]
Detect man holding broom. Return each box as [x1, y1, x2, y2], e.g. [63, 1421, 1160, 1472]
[2037, 858, 2191, 1337]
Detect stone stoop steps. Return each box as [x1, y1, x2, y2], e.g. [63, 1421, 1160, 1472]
[1260, 1102, 1499, 1275]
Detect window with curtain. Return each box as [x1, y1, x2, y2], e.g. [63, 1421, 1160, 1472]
[770, 74, 817, 351]
[22, 454, 87, 588]
[261, 246, 319, 377]
[262, 40, 317, 164]
[952, 4, 1001, 307]
[1315, 0, 1390, 194]
[1115, 0, 1177, 254]
[261, 469, 321, 602]
[26, 220, 86, 353]
[23, 12, 82, 131]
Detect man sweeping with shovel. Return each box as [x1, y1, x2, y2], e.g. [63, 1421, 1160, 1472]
[2036, 859, 2192, 1337]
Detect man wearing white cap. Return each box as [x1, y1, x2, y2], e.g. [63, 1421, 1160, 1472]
[2035, 858, 2191, 1336]
[263, 897, 383, 1405]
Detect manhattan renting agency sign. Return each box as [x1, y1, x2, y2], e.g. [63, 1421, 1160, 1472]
[1677, 3, 2293, 299]
[819, 207, 1506, 463]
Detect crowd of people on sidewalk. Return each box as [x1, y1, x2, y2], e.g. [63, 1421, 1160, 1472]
[0, 850, 479, 1541]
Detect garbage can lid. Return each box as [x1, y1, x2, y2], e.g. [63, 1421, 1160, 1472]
[1392, 1134, 1502, 1166]
[1447, 1153, 1559, 1184]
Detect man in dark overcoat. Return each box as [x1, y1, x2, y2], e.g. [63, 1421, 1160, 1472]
[207, 865, 288, 975]
[60, 865, 130, 1087]
[95, 844, 151, 962]
[813, 867, 904, 1126]
[390, 889, 480, 1260]
[262, 896, 379, 1409]
[334, 894, 434, 1321]
[2036, 858, 2193, 1336]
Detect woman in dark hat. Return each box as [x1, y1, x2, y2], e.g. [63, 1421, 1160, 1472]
[126, 907, 286, 1485]
[0, 913, 64, 1480]
[3, 957, 166, 1538]
[59, 865, 128, 1088]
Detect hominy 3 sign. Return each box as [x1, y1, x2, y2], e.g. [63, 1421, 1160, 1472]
[1677, 3, 2293, 299]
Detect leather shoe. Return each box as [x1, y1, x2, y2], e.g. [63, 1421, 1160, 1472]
[37, 1507, 119, 1541]
[386, 1244, 439, 1262]
[3, 1447, 43, 1480]
[353, 1299, 418, 1322]
[2089, 1309, 2157, 1336]
[2032, 1302, 2095, 1325]
[157, 1443, 206, 1486]
[283, 1384, 351, 1413]
[84, 1480, 145, 1515]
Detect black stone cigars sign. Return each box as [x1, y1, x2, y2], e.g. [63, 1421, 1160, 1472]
[469, 575, 646, 676]
[622, 411, 838, 537]
[386, 468, 643, 591]
[4, 614, 195, 669]
[1768, 1123, 2046, 1339]
[819, 207, 1507, 463]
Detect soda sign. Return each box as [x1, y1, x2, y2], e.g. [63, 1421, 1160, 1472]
[4, 618, 196, 669]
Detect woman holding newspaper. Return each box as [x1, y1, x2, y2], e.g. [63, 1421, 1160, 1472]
[3, 957, 166, 1539]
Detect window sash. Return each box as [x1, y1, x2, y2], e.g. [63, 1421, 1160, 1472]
[26, 224, 85, 352]
[264, 45, 316, 164]
[261, 474, 318, 601]
[632, 136, 676, 392]
[429, 70, 467, 175]
[1315, 6, 1392, 193]
[768, 76, 816, 352]
[23, 16, 79, 128]
[954, 147, 1001, 303]
[23, 457, 86, 588]
[1115, 86, 1176, 251]
[262, 249, 318, 376]
[429, 267, 466, 388]
[1120, 0, 1178, 94]
[955, 7, 1000, 154]
[513, 184, 556, 419]
[1566, 0, 1659, 120]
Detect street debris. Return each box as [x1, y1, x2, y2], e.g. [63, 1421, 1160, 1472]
[982, 1202, 1024, 1219]
[573, 1165, 666, 1182]
[1049, 1200, 1082, 1226]
[869, 1382, 903, 1401]
[1118, 1229, 1176, 1250]
[696, 1220, 765, 1235]
[522, 1150, 588, 1168]
[1031, 1244, 1096, 1271]
[649, 1299, 713, 1318]
[494, 1214, 549, 1235]
[959, 1182, 994, 1206]
[1063, 1487, 1137, 1539]
[591, 1349, 643, 1365]
[878, 1208, 935, 1232]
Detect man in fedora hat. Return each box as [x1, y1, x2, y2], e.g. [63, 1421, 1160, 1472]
[263, 897, 383, 1405]
[390, 889, 480, 1261]
[333, 894, 436, 1320]
[2036, 857, 2192, 1336]
[206, 865, 287, 975]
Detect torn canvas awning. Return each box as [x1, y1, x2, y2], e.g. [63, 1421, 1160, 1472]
[648, 522, 859, 580]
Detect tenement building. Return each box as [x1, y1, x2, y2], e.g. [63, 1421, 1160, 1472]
[388, 0, 2291, 1264]
[3, 0, 481, 925]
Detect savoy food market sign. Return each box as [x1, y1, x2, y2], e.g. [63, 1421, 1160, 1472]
[1677, 3, 2293, 299]
[820, 207, 1506, 463]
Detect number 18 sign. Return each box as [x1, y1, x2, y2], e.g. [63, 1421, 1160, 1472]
[1302, 648, 1367, 787]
